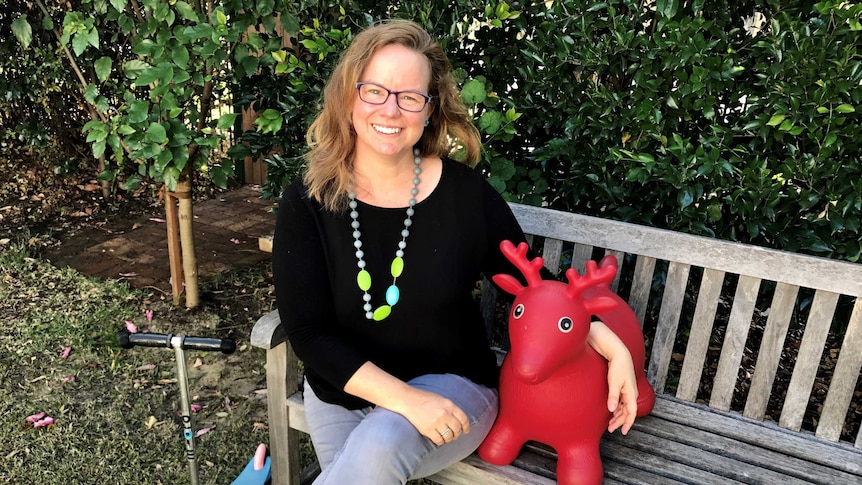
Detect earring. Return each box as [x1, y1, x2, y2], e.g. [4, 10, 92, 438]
[424, 119, 430, 126]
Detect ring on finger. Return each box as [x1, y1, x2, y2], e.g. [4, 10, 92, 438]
[441, 427, 452, 437]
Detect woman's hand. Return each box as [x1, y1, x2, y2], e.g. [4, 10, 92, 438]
[588, 320, 639, 435]
[343, 362, 470, 445]
[398, 387, 471, 446]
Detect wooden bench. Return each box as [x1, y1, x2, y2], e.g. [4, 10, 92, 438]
[252, 203, 862, 484]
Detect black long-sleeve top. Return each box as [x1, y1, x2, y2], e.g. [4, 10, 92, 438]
[271, 158, 528, 409]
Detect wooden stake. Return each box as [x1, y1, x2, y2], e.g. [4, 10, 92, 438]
[174, 179, 199, 308]
[163, 187, 184, 305]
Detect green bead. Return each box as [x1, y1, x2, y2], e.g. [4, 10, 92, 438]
[357, 270, 371, 291]
[373, 305, 391, 321]
[391, 257, 404, 277]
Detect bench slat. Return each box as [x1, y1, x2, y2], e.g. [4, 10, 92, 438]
[604, 249, 625, 292]
[606, 428, 812, 484]
[744, 282, 800, 420]
[711, 275, 761, 411]
[570, 243, 593, 277]
[541, 238, 563, 274]
[817, 297, 862, 442]
[509, 204, 862, 297]
[627, 416, 857, 484]
[628, 255, 656, 326]
[652, 396, 862, 475]
[780, 290, 840, 431]
[648, 261, 690, 393]
[428, 454, 556, 485]
[677, 267, 724, 401]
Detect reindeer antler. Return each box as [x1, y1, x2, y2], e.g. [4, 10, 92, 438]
[564, 257, 617, 300]
[499, 240, 544, 287]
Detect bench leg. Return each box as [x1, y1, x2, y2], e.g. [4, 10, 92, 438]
[266, 344, 301, 485]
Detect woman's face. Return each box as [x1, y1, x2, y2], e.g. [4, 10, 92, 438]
[352, 43, 432, 162]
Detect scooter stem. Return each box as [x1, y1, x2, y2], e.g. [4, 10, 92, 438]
[173, 336, 199, 485]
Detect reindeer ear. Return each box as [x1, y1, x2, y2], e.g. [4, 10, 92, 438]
[492, 274, 525, 296]
[598, 254, 618, 271]
[584, 296, 618, 315]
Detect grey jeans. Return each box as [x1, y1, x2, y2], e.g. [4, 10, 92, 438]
[303, 373, 499, 485]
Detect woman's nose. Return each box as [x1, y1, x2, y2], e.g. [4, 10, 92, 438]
[380, 94, 401, 115]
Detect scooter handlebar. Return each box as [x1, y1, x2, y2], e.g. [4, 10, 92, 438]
[118, 331, 236, 354]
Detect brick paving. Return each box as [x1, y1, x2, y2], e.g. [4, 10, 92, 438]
[45, 185, 276, 291]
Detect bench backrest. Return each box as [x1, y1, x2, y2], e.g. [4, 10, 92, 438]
[491, 203, 862, 448]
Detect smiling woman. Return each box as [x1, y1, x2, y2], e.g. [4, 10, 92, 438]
[270, 19, 640, 485]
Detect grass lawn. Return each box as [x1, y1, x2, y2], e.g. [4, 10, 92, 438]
[1, 242, 272, 484]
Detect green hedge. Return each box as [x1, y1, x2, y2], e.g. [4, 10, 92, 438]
[6, 0, 860, 261]
[240, 0, 861, 261]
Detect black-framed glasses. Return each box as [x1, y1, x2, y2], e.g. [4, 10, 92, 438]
[355, 82, 433, 112]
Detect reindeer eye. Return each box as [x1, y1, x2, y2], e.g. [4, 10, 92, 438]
[513, 304, 525, 319]
[558, 317, 573, 333]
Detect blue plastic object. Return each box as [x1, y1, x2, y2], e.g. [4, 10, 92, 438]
[230, 455, 271, 485]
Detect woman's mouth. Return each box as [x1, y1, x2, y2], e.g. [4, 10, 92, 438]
[373, 124, 402, 135]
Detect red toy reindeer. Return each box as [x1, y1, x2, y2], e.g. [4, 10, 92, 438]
[478, 240, 655, 485]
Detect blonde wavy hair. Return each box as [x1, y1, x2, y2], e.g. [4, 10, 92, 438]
[304, 20, 481, 211]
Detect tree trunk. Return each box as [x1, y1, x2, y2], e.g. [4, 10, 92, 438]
[175, 178, 199, 308]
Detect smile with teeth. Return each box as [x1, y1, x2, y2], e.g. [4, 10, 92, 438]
[373, 124, 402, 134]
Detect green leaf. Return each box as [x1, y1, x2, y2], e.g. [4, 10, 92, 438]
[84, 84, 99, 104]
[135, 66, 163, 86]
[110, 0, 127, 12]
[123, 60, 150, 78]
[117, 125, 136, 135]
[478, 111, 503, 134]
[256, 0, 275, 17]
[94, 57, 113, 83]
[86, 25, 99, 48]
[124, 174, 143, 191]
[210, 166, 228, 188]
[217, 113, 239, 130]
[98, 170, 116, 181]
[836, 104, 856, 113]
[163, 166, 181, 191]
[128, 100, 150, 123]
[766, 114, 786, 127]
[12, 15, 32, 48]
[172, 46, 190, 69]
[280, 13, 300, 36]
[72, 32, 90, 56]
[461, 79, 487, 105]
[174, 1, 199, 22]
[823, 132, 838, 147]
[145, 122, 167, 144]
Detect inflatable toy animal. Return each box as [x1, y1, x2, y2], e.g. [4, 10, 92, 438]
[478, 240, 655, 485]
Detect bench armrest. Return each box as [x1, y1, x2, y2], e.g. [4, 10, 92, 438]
[251, 309, 281, 350]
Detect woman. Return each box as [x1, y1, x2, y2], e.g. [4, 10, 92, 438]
[271, 19, 639, 484]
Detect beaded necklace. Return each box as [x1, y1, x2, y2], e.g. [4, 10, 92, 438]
[348, 148, 422, 321]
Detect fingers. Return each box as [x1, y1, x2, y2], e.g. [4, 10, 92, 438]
[431, 407, 470, 446]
